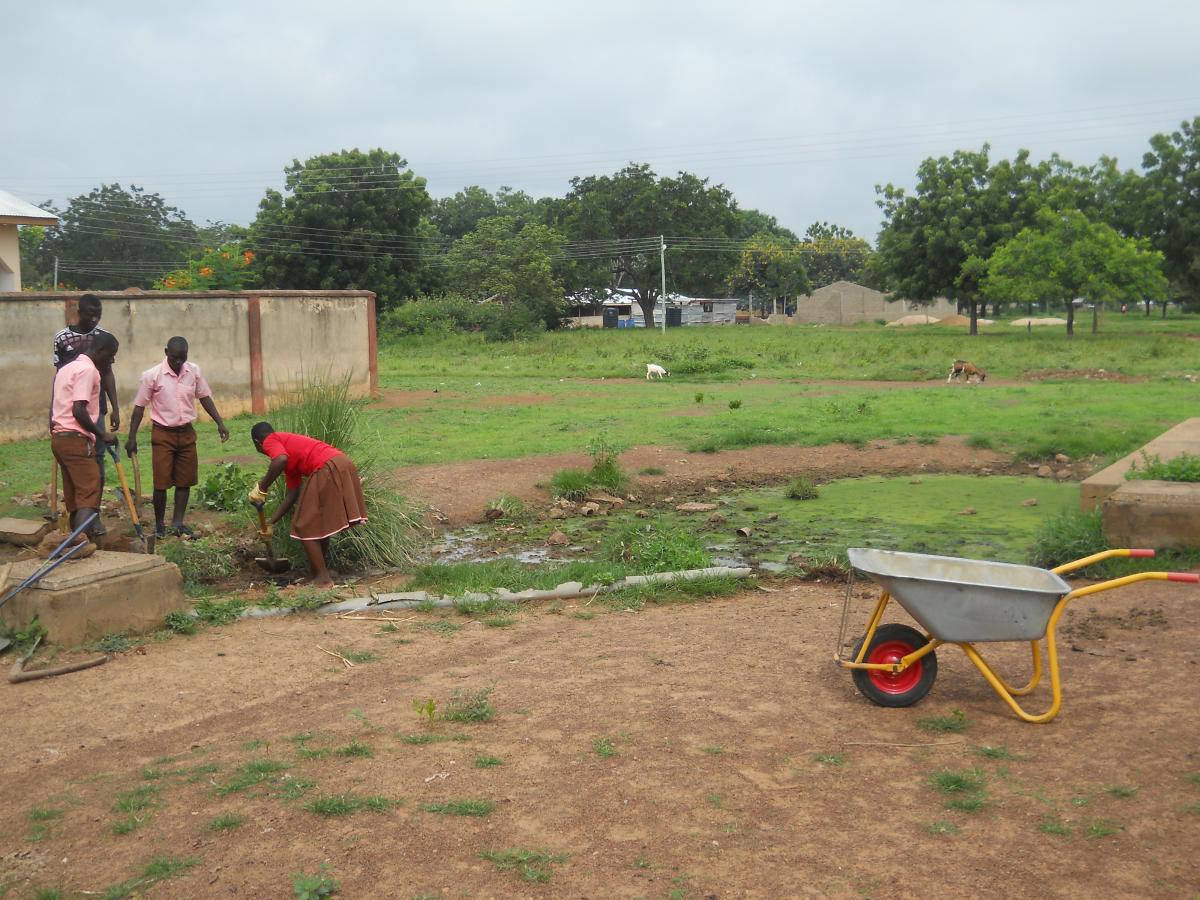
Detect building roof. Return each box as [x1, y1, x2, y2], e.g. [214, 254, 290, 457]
[0, 190, 58, 226]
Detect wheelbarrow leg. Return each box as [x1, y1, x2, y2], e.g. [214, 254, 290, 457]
[958, 639, 1063, 724]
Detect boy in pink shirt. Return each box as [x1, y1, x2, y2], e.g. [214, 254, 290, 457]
[126, 336, 229, 538]
[50, 333, 120, 541]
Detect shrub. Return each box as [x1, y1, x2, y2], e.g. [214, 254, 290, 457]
[550, 468, 592, 501]
[195, 462, 258, 511]
[1126, 451, 1200, 482]
[1027, 508, 1106, 570]
[786, 478, 819, 500]
[160, 537, 239, 586]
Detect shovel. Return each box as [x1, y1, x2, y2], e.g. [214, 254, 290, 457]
[131, 451, 142, 505]
[251, 502, 291, 574]
[107, 445, 152, 554]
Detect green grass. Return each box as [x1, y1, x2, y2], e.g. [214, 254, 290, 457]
[112, 784, 157, 814]
[304, 793, 392, 816]
[974, 745, 1014, 760]
[480, 848, 569, 883]
[292, 864, 340, 899]
[423, 798, 494, 816]
[1126, 451, 1200, 482]
[27, 806, 64, 822]
[929, 768, 985, 794]
[441, 686, 497, 723]
[334, 741, 374, 758]
[813, 753, 845, 766]
[213, 759, 291, 796]
[208, 813, 245, 831]
[99, 857, 199, 899]
[401, 732, 468, 745]
[917, 709, 969, 734]
[333, 647, 379, 664]
[474, 756, 505, 768]
[701, 745, 726, 755]
[1039, 818, 1071, 836]
[1085, 818, 1122, 838]
[592, 737, 618, 758]
[925, 820, 961, 835]
[1106, 784, 1139, 799]
[1029, 506, 1200, 576]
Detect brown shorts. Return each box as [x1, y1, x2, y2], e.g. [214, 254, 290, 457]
[151, 423, 199, 490]
[51, 431, 102, 512]
[290, 454, 368, 541]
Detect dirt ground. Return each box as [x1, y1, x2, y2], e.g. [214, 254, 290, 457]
[1, 578, 1197, 898]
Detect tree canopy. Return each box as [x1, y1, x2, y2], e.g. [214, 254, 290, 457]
[801, 222, 871, 289]
[1136, 116, 1200, 306]
[984, 208, 1168, 336]
[727, 233, 809, 314]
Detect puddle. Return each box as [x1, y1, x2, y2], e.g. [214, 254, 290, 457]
[424, 526, 580, 566]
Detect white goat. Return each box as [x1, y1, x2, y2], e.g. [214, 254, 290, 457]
[645, 363, 670, 380]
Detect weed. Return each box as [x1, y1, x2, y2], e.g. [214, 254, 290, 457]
[193, 596, 248, 626]
[474, 756, 504, 768]
[141, 766, 166, 780]
[728, 399, 742, 410]
[27, 806, 63, 822]
[377, 621, 399, 633]
[705, 793, 724, 809]
[550, 468, 593, 501]
[966, 434, 994, 449]
[1, 616, 48, 654]
[1106, 784, 1139, 799]
[481, 848, 568, 883]
[112, 784, 157, 814]
[292, 864, 340, 899]
[196, 462, 259, 511]
[701, 745, 725, 755]
[638, 466, 666, 475]
[1126, 451, 1200, 482]
[423, 799, 494, 816]
[276, 775, 317, 801]
[694, 392, 705, 404]
[785, 477, 819, 501]
[571, 610, 595, 620]
[163, 610, 197, 635]
[1039, 818, 1071, 836]
[184, 762, 220, 783]
[401, 733, 468, 745]
[348, 708, 381, 731]
[412, 697, 438, 724]
[483, 615, 515, 628]
[31, 890, 62, 900]
[925, 820, 960, 835]
[632, 856, 652, 869]
[160, 537, 238, 589]
[89, 631, 137, 653]
[485, 494, 526, 521]
[1085, 819, 1122, 838]
[111, 816, 145, 836]
[334, 647, 379, 664]
[243, 739, 267, 751]
[946, 794, 987, 812]
[214, 759, 290, 796]
[100, 857, 198, 899]
[917, 709, 969, 734]
[814, 753, 845, 767]
[929, 768, 985, 794]
[209, 813, 245, 831]
[442, 686, 497, 723]
[297, 745, 331, 760]
[304, 793, 391, 816]
[974, 745, 1013, 760]
[917, 435, 938, 445]
[417, 620, 462, 635]
[335, 741, 373, 759]
[603, 520, 710, 572]
[592, 737, 617, 758]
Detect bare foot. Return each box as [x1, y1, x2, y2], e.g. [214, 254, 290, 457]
[311, 576, 335, 588]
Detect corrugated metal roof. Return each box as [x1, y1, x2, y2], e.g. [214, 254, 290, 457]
[0, 190, 58, 224]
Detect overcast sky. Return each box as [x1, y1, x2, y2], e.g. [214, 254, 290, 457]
[5, 0, 1198, 242]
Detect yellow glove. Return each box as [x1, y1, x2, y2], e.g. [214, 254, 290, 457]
[248, 484, 268, 505]
[259, 523, 274, 540]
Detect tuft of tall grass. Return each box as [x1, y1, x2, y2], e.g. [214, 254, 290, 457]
[1028, 506, 1200, 576]
[270, 374, 429, 570]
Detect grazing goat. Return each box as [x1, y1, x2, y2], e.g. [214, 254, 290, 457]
[948, 359, 987, 384]
[645, 363, 670, 380]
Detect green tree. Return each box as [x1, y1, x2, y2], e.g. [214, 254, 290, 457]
[36, 184, 198, 290]
[875, 146, 1071, 334]
[444, 216, 565, 330]
[727, 232, 809, 315]
[17, 225, 52, 289]
[1134, 116, 1200, 309]
[559, 164, 739, 327]
[801, 222, 872, 289]
[984, 208, 1168, 337]
[249, 148, 436, 310]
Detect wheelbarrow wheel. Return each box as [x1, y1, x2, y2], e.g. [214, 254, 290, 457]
[850, 623, 937, 708]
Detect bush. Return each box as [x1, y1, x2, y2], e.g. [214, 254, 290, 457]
[657, 343, 752, 376]
[1126, 451, 1200, 482]
[160, 537, 238, 586]
[196, 462, 258, 511]
[1027, 508, 1106, 570]
[380, 294, 546, 342]
[786, 478, 819, 500]
[549, 468, 592, 501]
[602, 521, 711, 572]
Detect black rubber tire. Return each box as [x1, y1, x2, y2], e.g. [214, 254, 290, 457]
[850, 623, 937, 708]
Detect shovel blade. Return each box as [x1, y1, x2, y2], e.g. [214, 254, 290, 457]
[255, 557, 292, 573]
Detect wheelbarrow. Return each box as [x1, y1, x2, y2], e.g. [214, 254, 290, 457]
[834, 547, 1199, 724]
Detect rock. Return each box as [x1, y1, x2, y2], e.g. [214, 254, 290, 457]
[547, 508, 568, 520]
[960, 507, 977, 516]
[625, 494, 639, 503]
[1037, 465, 1053, 478]
[580, 502, 602, 517]
[0, 516, 50, 547]
[585, 492, 624, 508]
[909, 478, 923, 485]
[634, 509, 651, 518]
[546, 530, 569, 547]
[1055, 469, 1072, 480]
[736, 527, 753, 538]
[705, 487, 719, 494]
[483, 507, 504, 521]
[1022, 498, 1039, 507]
[554, 498, 576, 510]
[676, 502, 718, 513]
[979, 467, 992, 475]
[707, 513, 726, 526]
[1055, 453, 1071, 464]
[764, 513, 779, 522]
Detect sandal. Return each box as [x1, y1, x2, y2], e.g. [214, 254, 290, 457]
[172, 524, 196, 539]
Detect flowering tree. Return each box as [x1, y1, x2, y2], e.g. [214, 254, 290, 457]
[156, 244, 254, 290]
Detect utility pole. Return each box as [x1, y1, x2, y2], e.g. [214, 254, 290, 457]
[659, 235, 667, 335]
[53, 256, 59, 291]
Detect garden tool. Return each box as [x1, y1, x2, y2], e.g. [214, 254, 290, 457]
[0, 512, 97, 612]
[48, 461, 67, 529]
[106, 445, 152, 554]
[251, 502, 291, 574]
[131, 451, 143, 505]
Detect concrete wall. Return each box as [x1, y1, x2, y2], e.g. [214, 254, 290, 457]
[0, 226, 19, 292]
[0, 290, 376, 442]
[795, 280, 957, 325]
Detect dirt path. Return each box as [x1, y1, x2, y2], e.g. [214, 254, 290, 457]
[0, 580, 1196, 897]
[395, 436, 1013, 525]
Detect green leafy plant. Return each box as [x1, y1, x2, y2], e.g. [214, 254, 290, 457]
[786, 477, 819, 500]
[1126, 451, 1200, 482]
[195, 462, 258, 511]
[917, 709, 969, 734]
[292, 864, 340, 899]
[412, 697, 437, 724]
[441, 686, 497, 723]
[592, 737, 617, 758]
[163, 611, 197, 635]
[481, 848, 569, 883]
[728, 399, 742, 410]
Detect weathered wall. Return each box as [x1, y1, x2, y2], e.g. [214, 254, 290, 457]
[795, 280, 957, 325]
[0, 290, 376, 441]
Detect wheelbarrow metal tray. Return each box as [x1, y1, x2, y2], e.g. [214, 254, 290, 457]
[847, 548, 1071, 642]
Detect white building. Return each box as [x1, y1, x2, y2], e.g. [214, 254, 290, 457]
[0, 190, 58, 291]
[565, 289, 739, 327]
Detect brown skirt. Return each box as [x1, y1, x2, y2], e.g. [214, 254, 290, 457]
[290, 454, 368, 541]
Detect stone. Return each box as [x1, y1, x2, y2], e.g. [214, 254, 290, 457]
[585, 492, 624, 508]
[960, 507, 977, 516]
[1055, 453, 1071, 464]
[675, 502, 718, 513]
[0, 517, 50, 547]
[1022, 498, 1039, 507]
[1037, 466, 1053, 478]
[705, 487, 719, 494]
[581, 502, 602, 516]
[547, 508, 568, 520]
[546, 530, 569, 547]
[909, 479, 923, 485]
[0, 551, 186, 647]
[707, 513, 726, 526]
[764, 513, 779, 522]
[634, 509, 651, 518]
[1055, 469, 1071, 480]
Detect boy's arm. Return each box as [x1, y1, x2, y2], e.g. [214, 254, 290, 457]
[72, 401, 116, 446]
[125, 405, 146, 457]
[102, 367, 119, 430]
[199, 396, 230, 442]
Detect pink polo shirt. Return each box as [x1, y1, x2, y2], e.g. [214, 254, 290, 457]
[133, 359, 212, 427]
[51, 356, 101, 441]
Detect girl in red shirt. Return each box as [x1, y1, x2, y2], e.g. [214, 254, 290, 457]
[249, 422, 367, 586]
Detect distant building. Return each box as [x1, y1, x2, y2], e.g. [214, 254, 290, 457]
[565, 289, 738, 327]
[0, 190, 58, 291]
[795, 280, 956, 325]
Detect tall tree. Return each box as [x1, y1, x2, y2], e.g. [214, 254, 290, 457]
[444, 216, 565, 329]
[984, 208, 1168, 337]
[801, 222, 871, 289]
[560, 164, 739, 326]
[727, 233, 809, 314]
[875, 146, 1067, 334]
[1135, 116, 1200, 307]
[35, 184, 198, 290]
[249, 148, 436, 310]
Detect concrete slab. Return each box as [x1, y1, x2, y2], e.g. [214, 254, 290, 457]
[1081, 417, 1200, 511]
[0, 516, 50, 547]
[1102, 481, 1200, 549]
[0, 551, 186, 647]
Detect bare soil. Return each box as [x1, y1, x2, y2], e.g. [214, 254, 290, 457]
[1, 579, 1197, 897]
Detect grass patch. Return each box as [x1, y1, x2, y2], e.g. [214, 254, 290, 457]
[1126, 451, 1200, 482]
[482, 615, 515, 628]
[208, 813, 245, 832]
[88, 631, 138, 654]
[1028, 506, 1200, 576]
[213, 759, 290, 796]
[423, 799, 494, 817]
[163, 610, 197, 635]
[292, 864, 340, 899]
[917, 709, 969, 734]
[925, 820, 960, 835]
[638, 466, 665, 475]
[929, 768, 985, 795]
[334, 741, 374, 758]
[474, 756, 504, 768]
[112, 784, 157, 815]
[27, 806, 63, 822]
[813, 753, 845, 767]
[480, 848, 568, 883]
[100, 856, 199, 899]
[1085, 818, 1122, 838]
[304, 793, 392, 817]
[276, 775, 317, 801]
[701, 745, 725, 755]
[401, 733, 468, 745]
[416, 620, 463, 636]
[193, 596, 248, 626]
[592, 737, 618, 758]
[785, 477, 819, 500]
[1039, 818, 1071, 836]
[974, 745, 1014, 760]
[441, 686, 497, 723]
[1106, 784, 1139, 799]
[333, 647, 379, 664]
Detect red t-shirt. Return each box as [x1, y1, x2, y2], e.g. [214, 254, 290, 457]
[262, 432, 342, 489]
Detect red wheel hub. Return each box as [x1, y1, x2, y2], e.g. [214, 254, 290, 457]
[866, 640, 922, 695]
